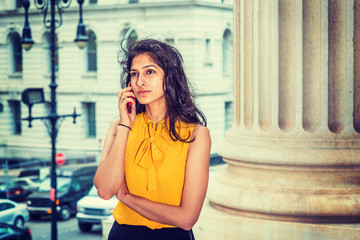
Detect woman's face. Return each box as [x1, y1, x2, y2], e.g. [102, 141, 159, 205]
[130, 53, 166, 107]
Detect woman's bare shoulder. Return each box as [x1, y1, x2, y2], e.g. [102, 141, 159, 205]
[191, 124, 210, 142]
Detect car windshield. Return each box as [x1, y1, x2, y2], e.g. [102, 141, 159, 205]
[8, 182, 20, 188]
[0, 182, 21, 188]
[31, 178, 41, 183]
[38, 177, 71, 192]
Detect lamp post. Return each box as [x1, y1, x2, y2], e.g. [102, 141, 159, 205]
[20, 1, 88, 240]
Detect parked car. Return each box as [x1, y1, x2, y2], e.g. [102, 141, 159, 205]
[10, 178, 40, 196]
[26, 163, 97, 221]
[0, 199, 29, 228]
[0, 184, 26, 203]
[18, 168, 49, 182]
[0, 222, 32, 240]
[76, 185, 117, 232]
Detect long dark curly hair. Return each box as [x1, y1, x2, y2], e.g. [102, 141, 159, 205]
[118, 38, 207, 142]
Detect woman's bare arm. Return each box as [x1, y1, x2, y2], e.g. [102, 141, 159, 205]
[94, 119, 130, 200]
[116, 125, 211, 230]
[94, 88, 136, 200]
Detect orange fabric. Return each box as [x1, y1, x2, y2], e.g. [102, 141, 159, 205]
[112, 113, 195, 229]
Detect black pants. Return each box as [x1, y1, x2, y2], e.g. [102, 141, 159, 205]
[108, 221, 195, 240]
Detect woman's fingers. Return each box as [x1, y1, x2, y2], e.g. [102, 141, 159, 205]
[118, 88, 136, 101]
[118, 88, 136, 122]
[120, 97, 136, 107]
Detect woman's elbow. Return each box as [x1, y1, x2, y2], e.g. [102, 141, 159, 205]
[94, 182, 115, 200]
[178, 215, 199, 231]
[97, 190, 114, 200]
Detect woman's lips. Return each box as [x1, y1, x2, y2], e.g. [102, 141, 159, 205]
[138, 90, 150, 94]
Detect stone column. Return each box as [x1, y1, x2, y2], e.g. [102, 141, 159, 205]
[208, 0, 360, 225]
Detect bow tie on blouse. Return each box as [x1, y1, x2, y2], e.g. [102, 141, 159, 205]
[134, 120, 167, 191]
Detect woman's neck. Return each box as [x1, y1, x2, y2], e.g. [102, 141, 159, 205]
[145, 104, 167, 124]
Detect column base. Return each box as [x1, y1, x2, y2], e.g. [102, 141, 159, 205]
[194, 200, 360, 240]
[207, 158, 360, 223]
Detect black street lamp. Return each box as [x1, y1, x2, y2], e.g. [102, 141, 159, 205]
[20, 1, 88, 240]
[20, 0, 34, 51]
[74, 0, 88, 49]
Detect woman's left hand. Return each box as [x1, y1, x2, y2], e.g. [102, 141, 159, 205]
[116, 178, 129, 201]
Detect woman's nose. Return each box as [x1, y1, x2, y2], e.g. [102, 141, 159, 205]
[136, 74, 146, 86]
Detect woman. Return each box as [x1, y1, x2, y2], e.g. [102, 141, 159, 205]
[94, 39, 211, 240]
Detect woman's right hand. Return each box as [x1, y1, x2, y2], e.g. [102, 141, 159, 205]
[118, 87, 136, 127]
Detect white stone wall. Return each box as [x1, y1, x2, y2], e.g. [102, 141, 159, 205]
[0, 0, 233, 10]
[0, 1, 233, 162]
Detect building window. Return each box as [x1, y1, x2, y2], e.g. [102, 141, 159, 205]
[8, 32, 22, 73]
[222, 29, 232, 74]
[43, 32, 59, 74]
[129, 0, 139, 3]
[89, 0, 97, 4]
[16, 0, 22, 8]
[83, 102, 96, 138]
[205, 38, 212, 64]
[121, 28, 138, 50]
[87, 31, 97, 72]
[9, 100, 22, 135]
[225, 101, 233, 133]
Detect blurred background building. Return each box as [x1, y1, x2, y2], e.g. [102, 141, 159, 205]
[0, 0, 233, 167]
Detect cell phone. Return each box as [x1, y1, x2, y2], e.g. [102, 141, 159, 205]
[127, 83, 133, 114]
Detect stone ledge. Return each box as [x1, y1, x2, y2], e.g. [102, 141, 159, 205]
[193, 200, 360, 240]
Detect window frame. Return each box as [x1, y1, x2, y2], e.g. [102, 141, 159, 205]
[83, 102, 96, 138]
[121, 27, 138, 50]
[16, 0, 22, 8]
[204, 38, 213, 67]
[8, 32, 22, 74]
[87, 31, 97, 72]
[9, 100, 22, 135]
[224, 101, 233, 133]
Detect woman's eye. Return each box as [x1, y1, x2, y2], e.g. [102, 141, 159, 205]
[130, 72, 138, 77]
[147, 69, 155, 74]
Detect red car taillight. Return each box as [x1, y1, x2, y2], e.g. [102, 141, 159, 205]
[8, 188, 24, 196]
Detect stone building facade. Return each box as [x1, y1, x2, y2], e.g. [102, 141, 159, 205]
[0, 0, 233, 165]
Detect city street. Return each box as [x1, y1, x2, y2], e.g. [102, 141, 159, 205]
[25, 215, 103, 240]
[22, 164, 226, 240]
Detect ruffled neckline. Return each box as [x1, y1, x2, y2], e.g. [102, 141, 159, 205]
[133, 113, 169, 191]
[142, 112, 167, 130]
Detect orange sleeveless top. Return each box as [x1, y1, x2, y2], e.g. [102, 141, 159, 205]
[112, 113, 195, 229]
